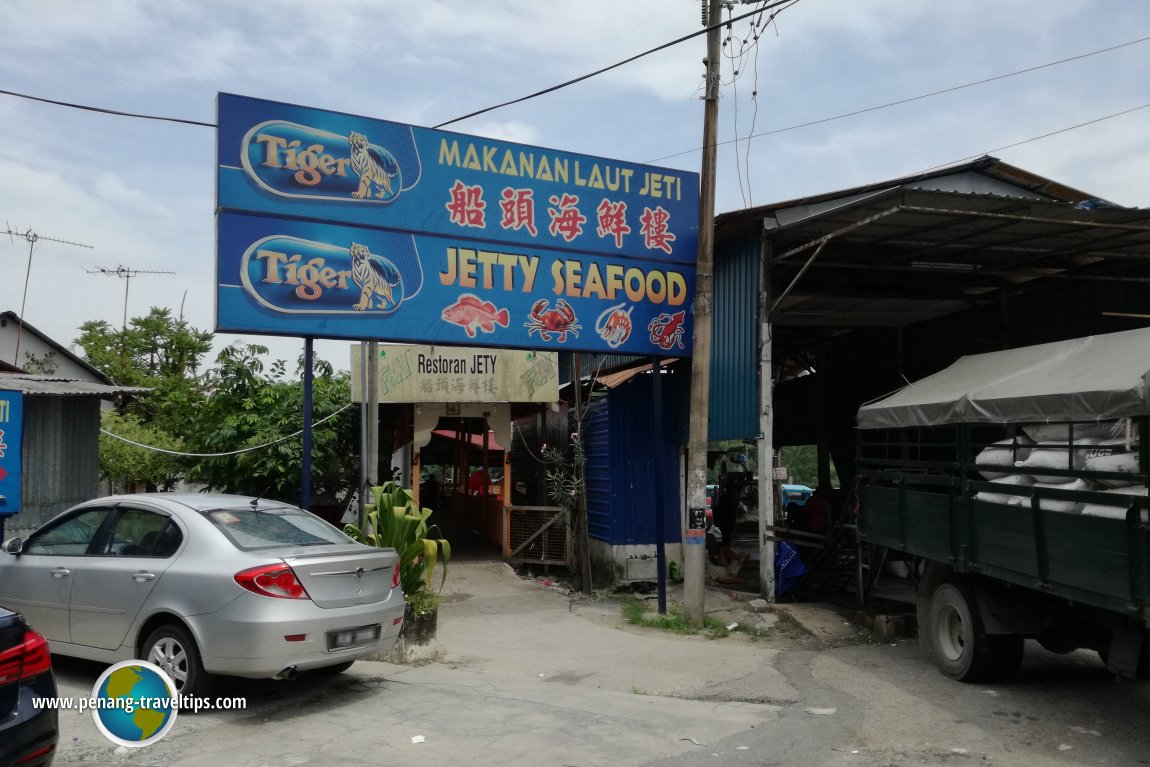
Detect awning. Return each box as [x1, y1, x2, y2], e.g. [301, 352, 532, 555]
[595, 358, 679, 389]
[857, 326, 1150, 429]
[431, 429, 506, 452]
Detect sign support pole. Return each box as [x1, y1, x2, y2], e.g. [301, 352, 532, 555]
[652, 357, 668, 614]
[367, 342, 380, 490]
[301, 337, 314, 510]
[358, 342, 369, 529]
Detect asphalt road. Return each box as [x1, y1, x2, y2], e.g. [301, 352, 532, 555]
[45, 563, 1150, 766]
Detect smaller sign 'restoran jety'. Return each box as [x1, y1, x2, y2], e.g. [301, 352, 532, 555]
[217, 94, 699, 357]
[349, 345, 558, 403]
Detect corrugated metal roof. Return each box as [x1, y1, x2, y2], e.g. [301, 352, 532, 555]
[715, 156, 1100, 242]
[709, 159, 1150, 441]
[0, 374, 149, 398]
[594, 358, 679, 389]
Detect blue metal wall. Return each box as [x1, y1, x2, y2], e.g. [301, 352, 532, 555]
[709, 231, 760, 440]
[585, 366, 686, 545]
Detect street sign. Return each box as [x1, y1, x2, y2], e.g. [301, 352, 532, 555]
[0, 391, 23, 517]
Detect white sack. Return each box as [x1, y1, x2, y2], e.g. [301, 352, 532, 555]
[1031, 478, 1093, 513]
[1083, 439, 1142, 487]
[1081, 484, 1149, 520]
[1024, 421, 1121, 443]
[974, 474, 1033, 506]
[975, 438, 1033, 480]
[1015, 439, 1100, 483]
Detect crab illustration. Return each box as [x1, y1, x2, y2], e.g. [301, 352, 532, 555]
[524, 298, 582, 342]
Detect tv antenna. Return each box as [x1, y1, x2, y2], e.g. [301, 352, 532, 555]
[4, 224, 93, 366]
[86, 264, 176, 381]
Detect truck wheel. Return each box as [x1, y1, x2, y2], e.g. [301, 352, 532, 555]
[928, 582, 999, 683]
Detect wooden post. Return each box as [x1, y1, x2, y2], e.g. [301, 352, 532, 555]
[684, 0, 723, 627]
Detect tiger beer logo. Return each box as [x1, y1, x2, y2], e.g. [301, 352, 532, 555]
[239, 235, 421, 315]
[240, 121, 410, 204]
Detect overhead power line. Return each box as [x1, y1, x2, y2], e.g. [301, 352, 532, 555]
[0, 26, 1145, 148]
[100, 403, 354, 458]
[0, 88, 214, 127]
[432, 0, 795, 128]
[920, 102, 1150, 175]
[647, 32, 1150, 163]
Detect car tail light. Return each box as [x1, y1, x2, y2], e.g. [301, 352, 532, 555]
[15, 743, 56, 765]
[392, 562, 400, 590]
[235, 564, 311, 600]
[0, 628, 52, 685]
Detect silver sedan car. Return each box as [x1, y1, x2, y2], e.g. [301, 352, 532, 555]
[0, 494, 404, 696]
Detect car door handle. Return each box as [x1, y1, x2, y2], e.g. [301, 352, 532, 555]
[50, 567, 71, 578]
[132, 571, 156, 582]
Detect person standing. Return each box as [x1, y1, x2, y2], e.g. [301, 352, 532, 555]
[714, 479, 739, 550]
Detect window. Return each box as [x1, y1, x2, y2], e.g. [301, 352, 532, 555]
[201, 508, 349, 551]
[24, 508, 111, 556]
[98, 509, 182, 557]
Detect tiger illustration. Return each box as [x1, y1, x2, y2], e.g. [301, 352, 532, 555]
[350, 243, 401, 311]
[349, 131, 400, 200]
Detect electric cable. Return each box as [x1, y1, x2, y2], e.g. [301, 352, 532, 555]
[917, 101, 1150, 175]
[0, 88, 213, 127]
[432, 0, 798, 129]
[100, 402, 353, 457]
[647, 32, 1150, 163]
[0, 26, 1143, 154]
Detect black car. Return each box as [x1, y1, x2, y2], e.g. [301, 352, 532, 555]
[0, 606, 58, 766]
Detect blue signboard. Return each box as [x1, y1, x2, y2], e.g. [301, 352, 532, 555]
[216, 93, 699, 356]
[0, 391, 23, 517]
[218, 212, 694, 356]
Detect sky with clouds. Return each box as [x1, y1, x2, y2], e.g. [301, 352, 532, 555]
[1, 0, 1148, 372]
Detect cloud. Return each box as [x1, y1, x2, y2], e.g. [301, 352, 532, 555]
[462, 120, 541, 146]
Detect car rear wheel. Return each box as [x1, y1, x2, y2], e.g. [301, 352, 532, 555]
[143, 624, 213, 700]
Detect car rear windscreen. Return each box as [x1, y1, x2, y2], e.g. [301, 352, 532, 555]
[201, 507, 350, 551]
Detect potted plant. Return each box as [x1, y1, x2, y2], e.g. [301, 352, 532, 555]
[344, 482, 451, 656]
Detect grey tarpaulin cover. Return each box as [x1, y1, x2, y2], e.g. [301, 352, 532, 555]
[857, 326, 1150, 429]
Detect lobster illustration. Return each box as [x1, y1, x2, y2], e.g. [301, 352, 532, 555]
[524, 298, 581, 342]
[648, 310, 686, 350]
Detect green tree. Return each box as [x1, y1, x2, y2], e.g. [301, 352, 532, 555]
[77, 311, 359, 506]
[76, 308, 212, 490]
[186, 343, 359, 506]
[778, 444, 838, 488]
[98, 410, 185, 492]
[76, 308, 212, 386]
[75, 308, 212, 434]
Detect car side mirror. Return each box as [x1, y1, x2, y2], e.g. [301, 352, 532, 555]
[3, 537, 22, 555]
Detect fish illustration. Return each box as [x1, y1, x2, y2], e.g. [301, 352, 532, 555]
[442, 294, 510, 337]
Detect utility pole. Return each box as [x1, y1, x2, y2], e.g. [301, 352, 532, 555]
[5, 225, 92, 367]
[684, 0, 723, 627]
[86, 265, 175, 382]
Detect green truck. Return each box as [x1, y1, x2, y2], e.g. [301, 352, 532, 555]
[856, 328, 1150, 682]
